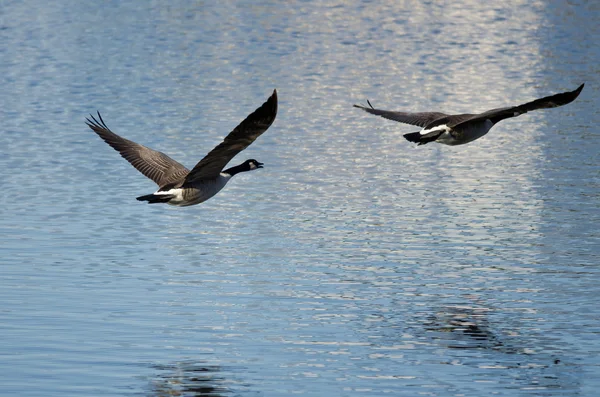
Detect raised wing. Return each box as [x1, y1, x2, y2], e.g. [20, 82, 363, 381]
[183, 89, 278, 184]
[455, 83, 585, 127]
[354, 100, 448, 127]
[86, 112, 190, 187]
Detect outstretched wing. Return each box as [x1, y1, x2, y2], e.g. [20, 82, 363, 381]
[354, 100, 448, 127]
[184, 89, 278, 184]
[86, 112, 189, 187]
[454, 83, 585, 127]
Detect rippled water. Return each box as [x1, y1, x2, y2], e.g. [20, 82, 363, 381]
[1, 0, 599, 396]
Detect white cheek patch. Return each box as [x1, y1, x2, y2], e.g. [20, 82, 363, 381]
[249, 163, 257, 170]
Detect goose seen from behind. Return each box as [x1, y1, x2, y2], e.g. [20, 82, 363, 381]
[86, 90, 277, 206]
[354, 84, 584, 146]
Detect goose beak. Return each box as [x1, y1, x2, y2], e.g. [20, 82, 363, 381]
[256, 161, 264, 168]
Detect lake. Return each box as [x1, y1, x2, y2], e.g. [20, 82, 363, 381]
[1, 0, 599, 396]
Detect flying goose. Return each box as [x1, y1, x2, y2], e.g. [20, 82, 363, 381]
[354, 84, 584, 146]
[86, 90, 277, 206]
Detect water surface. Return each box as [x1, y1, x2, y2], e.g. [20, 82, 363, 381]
[1, 0, 599, 396]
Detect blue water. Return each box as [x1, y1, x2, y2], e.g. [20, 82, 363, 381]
[1, 0, 599, 396]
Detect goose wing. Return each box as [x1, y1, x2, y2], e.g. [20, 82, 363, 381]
[86, 112, 190, 187]
[452, 83, 585, 127]
[354, 100, 448, 127]
[183, 89, 278, 184]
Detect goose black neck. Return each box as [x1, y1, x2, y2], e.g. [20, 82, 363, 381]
[223, 163, 251, 177]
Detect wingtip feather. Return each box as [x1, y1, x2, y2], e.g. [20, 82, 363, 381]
[266, 89, 278, 113]
[353, 100, 375, 111]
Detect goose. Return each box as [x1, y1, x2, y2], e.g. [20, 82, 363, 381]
[86, 90, 277, 206]
[354, 84, 584, 146]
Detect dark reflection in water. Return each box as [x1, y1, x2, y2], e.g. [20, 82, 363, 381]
[422, 304, 582, 395]
[424, 305, 503, 350]
[148, 362, 231, 397]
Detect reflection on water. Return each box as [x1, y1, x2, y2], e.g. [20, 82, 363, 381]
[149, 362, 231, 397]
[424, 305, 503, 350]
[421, 302, 583, 395]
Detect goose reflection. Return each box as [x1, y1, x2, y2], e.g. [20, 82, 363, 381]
[424, 305, 503, 350]
[149, 362, 230, 397]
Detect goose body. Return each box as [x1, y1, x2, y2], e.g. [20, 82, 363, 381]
[140, 174, 231, 207]
[86, 90, 277, 206]
[354, 84, 584, 146]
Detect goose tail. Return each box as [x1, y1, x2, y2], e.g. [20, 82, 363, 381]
[403, 131, 421, 143]
[136, 193, 174, 204]
[404, 131, 437, 145]
[404, 131, 424, 144]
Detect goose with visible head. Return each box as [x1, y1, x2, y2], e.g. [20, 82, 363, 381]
[354, 84, 584, 146]
[86, 90, 277, 206]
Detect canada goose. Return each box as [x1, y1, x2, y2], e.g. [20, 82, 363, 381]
[354, 84, 584, 146]
[86, 90, 277, 206]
